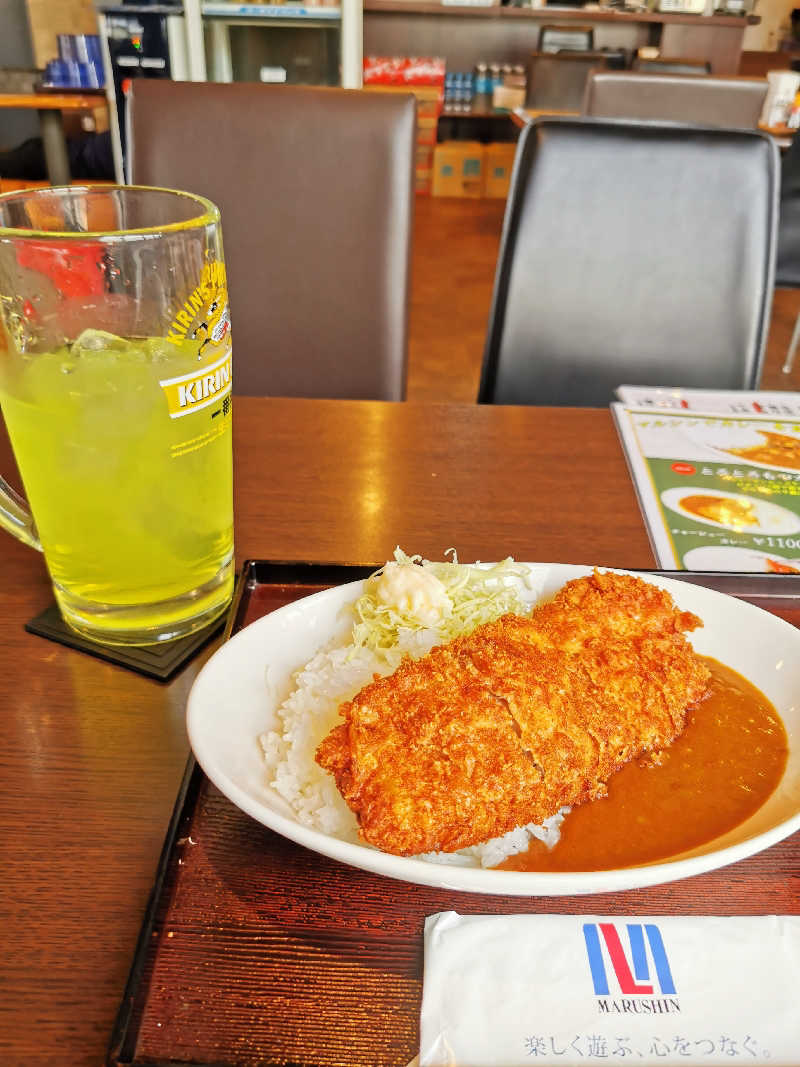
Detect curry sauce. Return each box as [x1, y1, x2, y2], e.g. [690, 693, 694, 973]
[499, 657, 787, 872]
[680, 494, 758, 529]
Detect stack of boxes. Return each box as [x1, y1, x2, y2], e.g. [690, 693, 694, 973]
[363, 56, 519, 198]
[363, 57, 445, 195]
[431, 141, 517, 199]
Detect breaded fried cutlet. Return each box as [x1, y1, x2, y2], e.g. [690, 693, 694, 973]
[315, 571, 711, 856]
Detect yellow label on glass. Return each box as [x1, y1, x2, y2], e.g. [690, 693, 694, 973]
[166, 261, 230, 348]
[160, 260, 233, 419]
[159, 350, 232, 419]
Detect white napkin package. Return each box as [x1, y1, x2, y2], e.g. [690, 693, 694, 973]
[419, 912, 800, 1067]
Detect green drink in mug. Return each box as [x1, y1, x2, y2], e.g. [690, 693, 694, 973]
[0, 186, 234, 645]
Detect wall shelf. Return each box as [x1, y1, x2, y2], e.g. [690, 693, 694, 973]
[184, 0, 359, 86]
[364, 1, 758, 27]
[202, 4, 341, 19]
[363, 1, 758, 75]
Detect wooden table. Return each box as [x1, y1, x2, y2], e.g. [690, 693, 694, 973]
[0, 92, 108, 186]
[0, 397, 792, 1066]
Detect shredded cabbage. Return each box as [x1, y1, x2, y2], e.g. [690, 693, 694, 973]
[350, 547, 533, 661]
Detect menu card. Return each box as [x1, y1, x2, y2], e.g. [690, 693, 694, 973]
[418, 912, 800, 1066]
[615, 386, 800, 417]
[611, 389, 800, 572]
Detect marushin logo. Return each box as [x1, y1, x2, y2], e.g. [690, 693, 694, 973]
[583, 922, 681, 1015]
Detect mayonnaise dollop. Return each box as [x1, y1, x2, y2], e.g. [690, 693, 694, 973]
[374, 561, 453, 628]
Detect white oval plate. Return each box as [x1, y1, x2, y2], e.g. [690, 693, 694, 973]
[661, 485, 800, 536]
[685, 423, 800, 475]
[187, 564, 800, 896]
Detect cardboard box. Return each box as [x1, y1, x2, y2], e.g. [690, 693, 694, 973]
[413, 91, 445, 119]
[432, 141, 484, 198]
[491, 85, 526, 111]
[416, 166, 433, 196]
[363, 83, 444, 115]
[416, 116, 438, 146]
[416, 143, 435, 169]
[483, 142, 518, 199]
[363, 56, 446, 87]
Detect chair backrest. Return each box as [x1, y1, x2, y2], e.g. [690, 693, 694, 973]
[776, 198, 800, 287]
[526, 52, 610, 112]
[776, 131, 800, 287]
[539, 24, 594, 54]
[129, 81, 415, 399]
[632, 57, 711, 75]
[584, 70, 769, 128]
[478, 117, 779, 406]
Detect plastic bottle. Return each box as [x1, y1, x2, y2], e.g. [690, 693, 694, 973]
[474, 63, 491, 111]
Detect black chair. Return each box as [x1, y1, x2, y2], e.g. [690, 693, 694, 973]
[478, 117, 779, 406]
[775, 132, 800, 373]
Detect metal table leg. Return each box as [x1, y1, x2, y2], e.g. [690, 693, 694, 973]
[37, 108, 71, 186]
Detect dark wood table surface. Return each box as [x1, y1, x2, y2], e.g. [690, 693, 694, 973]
[0, 397, 740, 1065]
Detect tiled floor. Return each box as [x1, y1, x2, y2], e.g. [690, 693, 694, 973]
[407, 196, 800, 403]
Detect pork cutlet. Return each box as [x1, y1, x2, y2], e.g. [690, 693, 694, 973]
[315, 571, 711, 856]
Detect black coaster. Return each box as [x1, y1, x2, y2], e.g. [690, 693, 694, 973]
[25, 603, 225, 681]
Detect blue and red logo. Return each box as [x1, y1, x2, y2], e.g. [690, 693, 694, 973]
[583, 922, 676, 996]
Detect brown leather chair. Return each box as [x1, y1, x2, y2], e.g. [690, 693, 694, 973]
[632, 57, 711, 75]
[584, 71, 768, 128]
[526, 52, 611, 112]
[129, 81, 415, 399]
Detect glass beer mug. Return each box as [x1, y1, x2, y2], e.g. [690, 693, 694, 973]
[0, 186, 234, 645]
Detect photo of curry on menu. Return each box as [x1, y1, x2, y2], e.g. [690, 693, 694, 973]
[612, 387, 800, 573]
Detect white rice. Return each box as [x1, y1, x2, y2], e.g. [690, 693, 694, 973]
[259, 583, 569, 869]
